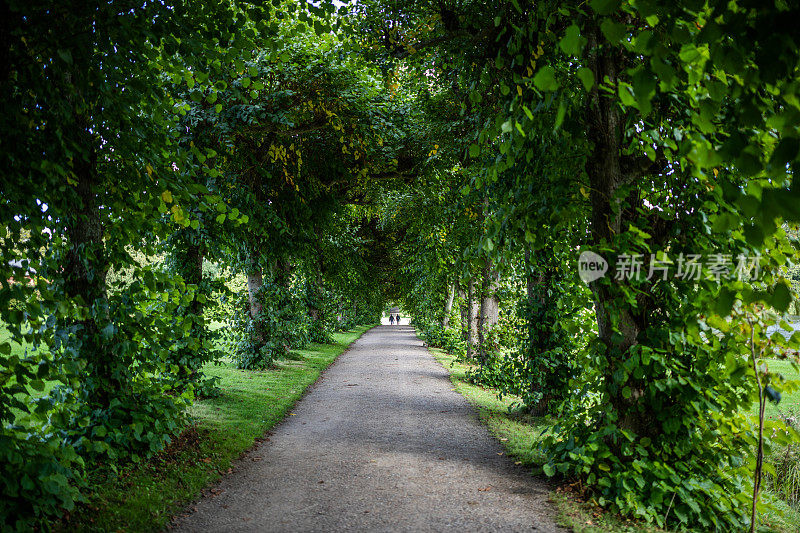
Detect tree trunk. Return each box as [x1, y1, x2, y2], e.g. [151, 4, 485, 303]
[523, 247, 557, 415]
[442, 282, 455, 328]
[186, 241, 203, 316]
[274, 257, 292, 288]
[466, 276, 475, 359]
[246, 257, 264, 320]
[64, 128, 114, 408]
[173, 232, 204, 383]
[308, 229, 327, 337]
[477, 261, 493, 363]
[585, 21, 646, 434]
[459, 283, 467, 343]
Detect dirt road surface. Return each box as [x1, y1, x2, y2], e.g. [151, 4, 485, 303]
[171, 325, 563, 532]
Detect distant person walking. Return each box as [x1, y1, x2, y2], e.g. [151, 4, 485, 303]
[389, 314, 394, 325]
[395, 314, 401, 325]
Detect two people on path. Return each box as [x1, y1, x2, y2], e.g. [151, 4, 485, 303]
[388, 314, 402, 325]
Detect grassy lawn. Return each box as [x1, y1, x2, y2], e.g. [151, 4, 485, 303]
[426, 345, 800, 533]
[57, 325, 373, 532]
[754, 358, 800, 420]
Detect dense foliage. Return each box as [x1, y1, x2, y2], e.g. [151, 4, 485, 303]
[3, 0, 800, 530]
[356, 0, 800, 530]
[0, 1, 390, 528]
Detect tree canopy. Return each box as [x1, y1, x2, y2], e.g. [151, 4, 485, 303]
[3, 0, 800, 530]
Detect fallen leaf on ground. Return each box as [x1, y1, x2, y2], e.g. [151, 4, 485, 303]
[201, 458, 212, 464]
[478, 486, 492, 492]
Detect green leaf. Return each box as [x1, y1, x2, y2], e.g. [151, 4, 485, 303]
[618, 84, 636, 107]
[543, 463, 556, 476]
[770, 137, 799, 168]
[559, 25, 586, 56]
[714, 288, 736, 316]
[554, 99, 567, 130]
[533, 66, 559, 92]
[522, 105, 534, 120]
[216, 214, 226, 224]
[770, 282, 792, 312]
[590, 0, 621, 15]
[743, 224, 764, 247]
[469, 144, 480, 158]
[57, 49, 73, 64]
[577, 67, 595, 91]
[765, 386, 782, 404]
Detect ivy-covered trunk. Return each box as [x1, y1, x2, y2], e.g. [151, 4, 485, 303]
[458, 283, 467, 343]
[584, 21, 648, 437]
[466, 276, 475, 359]
[307, 270, 330, 343]
[63, 127, 115, 409]
[523, 248, 552, 413]
[64, 172, 115, 407]
[170, 227, 205, 385]
[245, 247, 265, 353]
[274, 257, 292, 288]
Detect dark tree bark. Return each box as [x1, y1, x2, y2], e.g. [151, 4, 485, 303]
[458, 283, 467, 343]
[584, 20, 650, 435]
[466, 276, 475, 359]
[171, 229, 205, 384]
[274, 257, 293, 288]
[64, 121, 114, 407]
[523, 247, 556, 415]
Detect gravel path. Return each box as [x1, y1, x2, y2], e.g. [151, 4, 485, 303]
[171, 325, 563, 532]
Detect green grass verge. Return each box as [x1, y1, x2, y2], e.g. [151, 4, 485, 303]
[58, 325, 373, 532]
[425, 344, 800, 533]
[747, 358, 800, 420]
